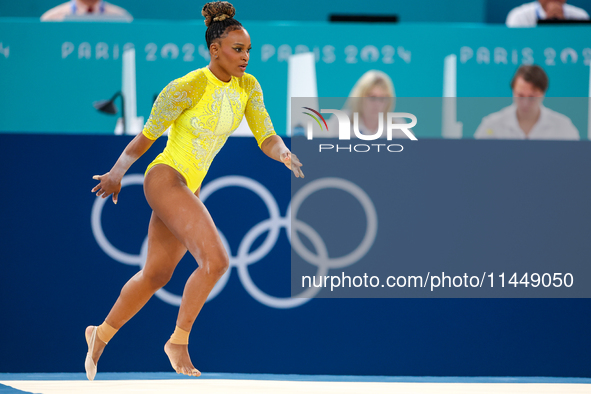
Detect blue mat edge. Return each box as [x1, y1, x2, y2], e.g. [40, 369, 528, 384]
[0, 383, 38, 394]
[0, 373, 590, 384]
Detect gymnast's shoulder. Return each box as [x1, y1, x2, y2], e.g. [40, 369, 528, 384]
[172, 68, 209, 89]
[237, 72, 264, 94]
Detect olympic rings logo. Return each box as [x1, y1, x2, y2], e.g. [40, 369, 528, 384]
[91, 175, 377, 309]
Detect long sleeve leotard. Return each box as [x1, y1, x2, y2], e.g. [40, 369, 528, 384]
[142, 66, 276, 192]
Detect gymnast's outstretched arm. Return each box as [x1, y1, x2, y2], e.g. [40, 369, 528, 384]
[91, 133, 155, 204]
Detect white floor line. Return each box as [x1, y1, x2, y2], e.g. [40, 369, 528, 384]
[2, 379, 591, 394]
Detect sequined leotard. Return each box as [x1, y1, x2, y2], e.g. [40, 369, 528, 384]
[142, 67, 276, 192]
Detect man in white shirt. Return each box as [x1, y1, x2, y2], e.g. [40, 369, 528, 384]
[474, 65, 579, 140]
[506, 0, 589, 27]
[41, 0, 133, 22]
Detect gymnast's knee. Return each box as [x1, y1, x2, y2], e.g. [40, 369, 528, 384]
[141, 268, 173, 290]
[202, 251, 229, 278]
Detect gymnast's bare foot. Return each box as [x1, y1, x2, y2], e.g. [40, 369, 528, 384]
[164, 340, 201, 377]
[85, 326, 107, 365]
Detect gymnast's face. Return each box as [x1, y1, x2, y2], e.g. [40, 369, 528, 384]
[214, 28, 251, 79]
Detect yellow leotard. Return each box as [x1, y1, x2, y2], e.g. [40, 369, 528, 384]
[142, 67, 276, 192]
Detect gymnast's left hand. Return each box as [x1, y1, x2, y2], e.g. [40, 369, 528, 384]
[281, 152, 304, 178]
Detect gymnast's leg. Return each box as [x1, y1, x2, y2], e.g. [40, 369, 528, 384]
[144, 165, 229, 377]
[85, 181, 188, 371]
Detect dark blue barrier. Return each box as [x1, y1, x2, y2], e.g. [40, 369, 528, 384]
[0, 134, 590, 377]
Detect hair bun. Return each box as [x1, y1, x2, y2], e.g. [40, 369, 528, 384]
[202, 1, 236, 27]
[213, 14, 230, 22]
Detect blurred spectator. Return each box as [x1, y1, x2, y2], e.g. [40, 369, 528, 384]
[41, 0, 133, 22]
[474, 65, 579, 140]
[326, 70, 411, 138]
[506, 0, 589, 27]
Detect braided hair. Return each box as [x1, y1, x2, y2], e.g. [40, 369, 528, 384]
[202, 1, 243, 49]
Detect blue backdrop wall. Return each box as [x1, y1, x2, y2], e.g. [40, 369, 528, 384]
[0, 134, 590, 376]
[1, 20, 590, 137]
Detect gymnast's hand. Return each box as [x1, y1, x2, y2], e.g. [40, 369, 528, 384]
[281, 152, 304, 178]
[92, 172, 122, 204]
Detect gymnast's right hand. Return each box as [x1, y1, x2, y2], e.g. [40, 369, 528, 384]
[92, 173, 122, 204]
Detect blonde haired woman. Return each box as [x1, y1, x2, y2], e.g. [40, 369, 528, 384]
[326, 70, 408, 138]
